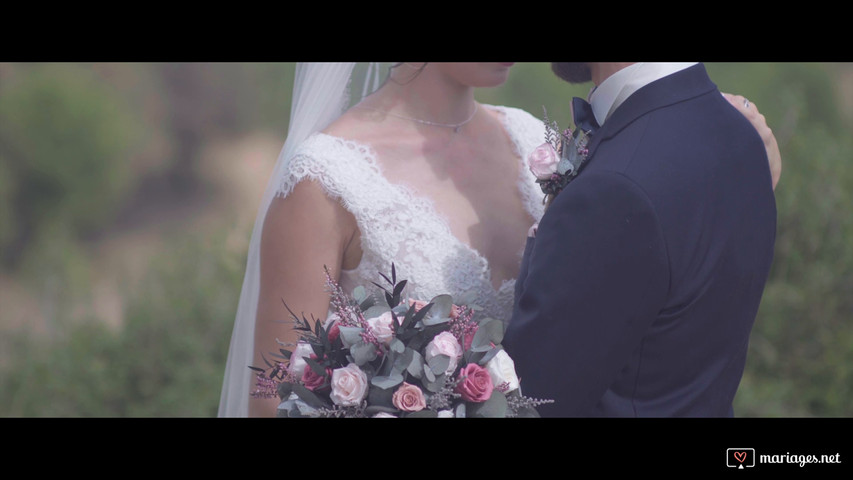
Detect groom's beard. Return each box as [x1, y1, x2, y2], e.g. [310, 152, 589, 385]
[551, 62, 592, 84]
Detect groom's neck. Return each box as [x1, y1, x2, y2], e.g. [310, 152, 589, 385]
[589, 63, 637, 85]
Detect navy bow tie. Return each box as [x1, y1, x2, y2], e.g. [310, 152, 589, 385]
[572, 97, 600, 135]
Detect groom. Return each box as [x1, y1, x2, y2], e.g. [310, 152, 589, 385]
[503, 63, 777, 417]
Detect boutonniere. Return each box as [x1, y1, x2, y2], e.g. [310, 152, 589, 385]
[528, 108, 591, 202]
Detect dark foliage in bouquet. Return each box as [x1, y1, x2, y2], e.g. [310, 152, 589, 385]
[250, 264, 552, 417]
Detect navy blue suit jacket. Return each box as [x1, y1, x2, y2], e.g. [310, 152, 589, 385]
[503, 64, 777, 417]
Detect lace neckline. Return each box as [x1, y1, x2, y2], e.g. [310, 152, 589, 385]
[316, 104, 538, 294]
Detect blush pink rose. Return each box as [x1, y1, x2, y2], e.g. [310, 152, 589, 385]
[329, 363, 369, 406]
[392, 382, 427, 412]
[455, 363, 494, 403]
[425, 331, 463, 376]
[409, 299, 462, 319]
[366, 311, 401, 346]
[528, 143, 559, 180]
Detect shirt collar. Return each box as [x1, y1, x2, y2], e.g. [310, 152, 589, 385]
[588, 63, 698, 126]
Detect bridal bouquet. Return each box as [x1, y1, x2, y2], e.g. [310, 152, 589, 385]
[251, 265, 552, 417]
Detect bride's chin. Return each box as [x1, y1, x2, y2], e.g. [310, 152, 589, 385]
[434, 62, 513, 88]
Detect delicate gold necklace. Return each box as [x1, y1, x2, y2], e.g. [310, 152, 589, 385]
[355, 103, 479, 133]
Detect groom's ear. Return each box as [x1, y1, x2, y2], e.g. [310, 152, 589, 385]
[551, 63, 592, 84]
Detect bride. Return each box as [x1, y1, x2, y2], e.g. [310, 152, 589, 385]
[218, 62, 781, 417]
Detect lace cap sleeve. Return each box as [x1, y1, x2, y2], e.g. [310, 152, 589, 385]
[275, 133, 381, 202]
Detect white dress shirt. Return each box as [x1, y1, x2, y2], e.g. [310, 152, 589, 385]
[589, 63, 698, 126]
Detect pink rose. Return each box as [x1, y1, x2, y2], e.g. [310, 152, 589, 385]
[327, 322, 340, 343]
[366, 311, 400, 346]
[329, 363, 369, 406]
[301, 355, 332, 391]
[392, 382, 427, 412]
[455, 363, 494, 403]
[409, 299, 462, 319]
[528, 143, 559, 180]
[425, 331, 463, 376]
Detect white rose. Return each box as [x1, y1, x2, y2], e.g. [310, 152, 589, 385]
[329, 363, 369, 406]
[372, 412, 397, 418]
[485, 349, 520, 393]
[425, 331, 463, 376]
[366, 311, 397, 346]
[288, 342, 314, 378]
[437, 410, 455, 418]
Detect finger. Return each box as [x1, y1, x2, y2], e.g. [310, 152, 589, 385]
[722, 92, 755, 118]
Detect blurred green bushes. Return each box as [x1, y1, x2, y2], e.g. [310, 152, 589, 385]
[0, 64, 139, 269]
[705, 63, 853, 416]
[0, 63, 850, 417]
[0, 232, 244, 416]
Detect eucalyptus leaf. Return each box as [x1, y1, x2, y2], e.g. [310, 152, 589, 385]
[350, 341, 379, 366]
[454, 289, 478, 306]
[427, 354, 451, 375]
[470, 318, 503, 352]
[338, 326, 365, 347]
[422, 295, 453, 325]
[295, 400, 322, 417]
[371, 373, 404, 390]
[392, 348, 413, 372]
[405, 349, 425, 379]
[467, 390, 508, 418]
[367, 384, 396, 408]
[514, 406, 542, 418]
[424, 367, 435, 383]
[292, 383, 328, 409]
[477, 346, 503, 366]
[352, 285, 367, 302]
[405, 410, 438, 418]
[455, 403, 466, 418]
[390, 338, 405, 354]
[423, 373, 447, 393]
[362, 304, 391, 320]
[364, 405, 398, 417]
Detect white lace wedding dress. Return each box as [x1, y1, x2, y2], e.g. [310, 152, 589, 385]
[277, 105, 546, 324]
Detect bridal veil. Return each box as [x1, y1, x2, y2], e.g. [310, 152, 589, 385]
[218, 62, 384, 417]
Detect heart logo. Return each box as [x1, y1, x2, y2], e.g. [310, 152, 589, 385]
[734, 451, 747, 463]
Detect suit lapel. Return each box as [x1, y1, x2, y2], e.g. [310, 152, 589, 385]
[584, 63, 718, 161]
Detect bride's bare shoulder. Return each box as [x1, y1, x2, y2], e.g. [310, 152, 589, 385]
[322, 106, 393, 146]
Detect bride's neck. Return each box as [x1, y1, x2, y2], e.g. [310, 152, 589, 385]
[369, 64, 477, 124]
